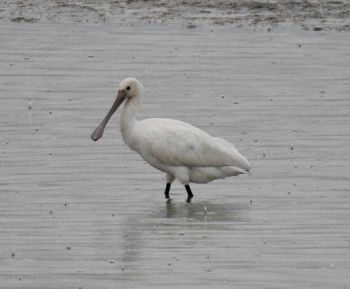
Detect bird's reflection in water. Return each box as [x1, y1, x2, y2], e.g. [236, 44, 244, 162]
[162, 199, 249, 223]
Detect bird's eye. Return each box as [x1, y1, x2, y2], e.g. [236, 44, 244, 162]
[126, 86, 131, 91]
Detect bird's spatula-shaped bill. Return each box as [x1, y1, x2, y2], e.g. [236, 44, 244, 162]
[91, 90, 127, 141]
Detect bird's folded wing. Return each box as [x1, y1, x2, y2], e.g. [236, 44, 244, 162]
[140, 119, 250, 171]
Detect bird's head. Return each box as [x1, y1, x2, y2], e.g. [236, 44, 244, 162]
[90, 77, 144, 141]
[118, 77, 144, 100]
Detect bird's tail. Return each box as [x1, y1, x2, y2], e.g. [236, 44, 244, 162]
[214, 137, 251, 173]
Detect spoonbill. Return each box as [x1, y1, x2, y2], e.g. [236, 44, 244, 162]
[91, 78, 250, 203]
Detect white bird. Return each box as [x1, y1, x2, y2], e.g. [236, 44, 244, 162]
[91, 78, 250, 203]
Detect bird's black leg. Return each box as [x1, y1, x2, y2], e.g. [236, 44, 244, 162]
[164, 183, 171, 199]
[185, 185, 194, 203]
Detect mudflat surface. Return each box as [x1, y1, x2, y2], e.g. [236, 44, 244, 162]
[1, 5, 350, 289]
[1, 0, 350, 31]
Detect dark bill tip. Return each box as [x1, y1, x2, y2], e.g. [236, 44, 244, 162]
[91, 123, 105, 141]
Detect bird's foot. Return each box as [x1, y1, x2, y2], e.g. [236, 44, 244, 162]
[185, 185, 194, 203]
[164, 183, 171, 199]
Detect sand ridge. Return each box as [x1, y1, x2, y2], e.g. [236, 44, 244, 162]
[1, 0, 350, 31]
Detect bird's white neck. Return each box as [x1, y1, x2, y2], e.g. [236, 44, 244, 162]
[120, 96, 141, 148]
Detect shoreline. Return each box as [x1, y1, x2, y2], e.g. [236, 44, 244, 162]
[1, 0, 350, 31]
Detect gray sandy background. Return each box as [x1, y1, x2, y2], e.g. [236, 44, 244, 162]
[1, 1, 350, 288]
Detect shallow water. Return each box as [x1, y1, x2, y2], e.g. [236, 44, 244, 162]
[1, 22, 350, 288]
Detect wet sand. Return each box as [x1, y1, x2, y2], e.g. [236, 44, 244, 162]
[2, 0, 350, 31]
[1, 7, 350, 289]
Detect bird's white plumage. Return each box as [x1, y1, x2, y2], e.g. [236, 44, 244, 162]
[91, 77, 250, 198]
[127, 118, 250, 183]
